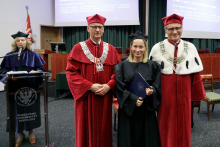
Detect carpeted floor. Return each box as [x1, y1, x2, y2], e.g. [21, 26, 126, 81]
[0, 89, 220, 147]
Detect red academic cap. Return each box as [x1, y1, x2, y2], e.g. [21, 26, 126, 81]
[162, 14, 184, 26]
[86, 14, 106, 25]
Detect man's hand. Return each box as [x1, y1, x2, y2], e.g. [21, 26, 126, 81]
[90, 84, 103, 93]
[95, 84, 110, 96]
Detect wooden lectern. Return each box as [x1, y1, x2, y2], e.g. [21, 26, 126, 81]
[34, 49, 55, 72]
[51, 53, 69, 80]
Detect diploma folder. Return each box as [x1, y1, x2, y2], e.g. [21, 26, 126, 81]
[129, 73, 151, 99]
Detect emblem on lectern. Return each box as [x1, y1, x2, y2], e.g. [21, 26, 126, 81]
[15, 87, 37, 106]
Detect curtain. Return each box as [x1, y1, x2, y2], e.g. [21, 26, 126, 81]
[148, 0, 220, 53]
[182, 38, 220, 53]
[63, 0, 145, 53]
[148, 0, 167, 54]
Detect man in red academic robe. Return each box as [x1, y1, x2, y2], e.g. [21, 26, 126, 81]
[66, 14, 120, 147]
[149, 14, 206, 147]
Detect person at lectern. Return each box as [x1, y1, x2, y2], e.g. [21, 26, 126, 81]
[114, 31, 161, 147]
[66, 14, 120, 147]
[0, 31, 45, 147]
[149, 14, 206, 147]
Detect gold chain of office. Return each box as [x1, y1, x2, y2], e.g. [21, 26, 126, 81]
[159, 41, 189, 64]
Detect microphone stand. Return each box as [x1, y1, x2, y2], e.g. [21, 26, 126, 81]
[0, 52, 20, 59]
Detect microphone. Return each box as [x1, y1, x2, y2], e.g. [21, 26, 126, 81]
[18, 46, 23, 60]
[45, 39, 51, 49]
[39, 40, 48, 49]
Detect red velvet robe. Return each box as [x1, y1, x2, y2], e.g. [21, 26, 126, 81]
[66, 38, 120, 147]
[157, 72, 206, 147]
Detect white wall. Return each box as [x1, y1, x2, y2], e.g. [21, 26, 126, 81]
[145, 0, 149, 35]
[0, 0, 54, 62]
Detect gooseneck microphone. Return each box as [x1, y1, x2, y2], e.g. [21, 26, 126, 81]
[45, 39, 51, 49]
[38, 40, 48, 49]
[18, 46, 23, 60]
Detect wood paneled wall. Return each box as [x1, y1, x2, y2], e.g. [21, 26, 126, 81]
[51, 53, 220, 81]
[199, 54, 220, 81]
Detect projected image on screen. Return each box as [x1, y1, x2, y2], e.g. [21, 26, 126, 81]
[167, 0, 220, 39]
[55, 0, 139, 26]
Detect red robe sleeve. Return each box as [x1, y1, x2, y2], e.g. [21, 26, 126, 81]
[107, 69, 116, 91]
[191, 72, 206, 101]
[66, 59, 93, 100]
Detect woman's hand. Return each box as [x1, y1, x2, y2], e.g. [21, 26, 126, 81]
[146, 86, 153, 96]
[136, 97, 143, 107]
[29, 70, 39, 73]
[6, 71, 13, 74]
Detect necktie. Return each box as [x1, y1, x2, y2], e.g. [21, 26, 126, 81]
[167, 39, 180, 68]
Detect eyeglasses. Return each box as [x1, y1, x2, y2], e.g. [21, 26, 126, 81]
[89, 26, 104, 30]
[166, 26, 182, 31]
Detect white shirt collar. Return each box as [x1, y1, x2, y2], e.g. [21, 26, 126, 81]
[173, 40, 180, 46]
[90, 38, 101, 46]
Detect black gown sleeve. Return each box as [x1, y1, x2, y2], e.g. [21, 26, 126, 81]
[115, 62, 139, 117]
[35, 66, 46, 72]
[121, 54, 129, 61]
[145, 62, 161, 111]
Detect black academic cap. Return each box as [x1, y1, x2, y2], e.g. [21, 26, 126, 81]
[129, 30, 148, 41]
[11, 31, 29, 39]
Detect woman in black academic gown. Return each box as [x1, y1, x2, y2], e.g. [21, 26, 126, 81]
[115, 31, 161, 147]
[0, 31, 45, 147]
